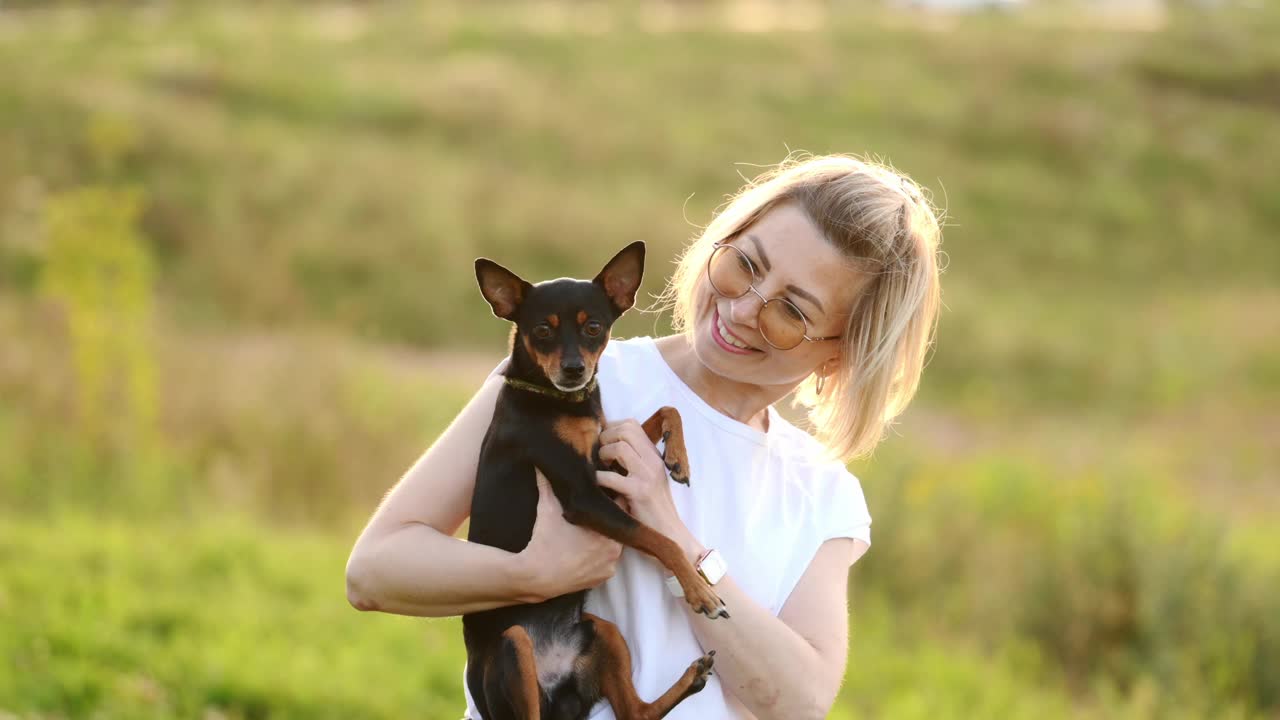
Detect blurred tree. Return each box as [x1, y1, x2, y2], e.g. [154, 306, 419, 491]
[39, 116, 158, 460]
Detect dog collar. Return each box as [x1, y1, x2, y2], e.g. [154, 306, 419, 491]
[504, 376, 598, 403]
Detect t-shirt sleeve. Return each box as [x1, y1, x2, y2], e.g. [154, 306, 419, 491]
[773, 466, 873, 613]
[822, 469, 872, 550]
[484, 355, 511, 383]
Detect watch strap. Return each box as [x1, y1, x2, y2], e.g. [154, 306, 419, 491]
[664, 574, 684, 598]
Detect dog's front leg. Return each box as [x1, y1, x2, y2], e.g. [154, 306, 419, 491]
[532, 447, 728, 619]
[640, 406, 690, 485]
[482, 625, 543, 720]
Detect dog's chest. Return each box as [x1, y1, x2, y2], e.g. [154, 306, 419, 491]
[552, 415, 602, 459]
[530, 622, 587, 689]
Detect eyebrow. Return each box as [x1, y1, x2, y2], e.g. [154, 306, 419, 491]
[746, 234, 772, 271]
[743, 234, 826, 316]
[786, 284, 825, 315]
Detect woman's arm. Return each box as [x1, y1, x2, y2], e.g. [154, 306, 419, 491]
[684, 537, 868, 720]
[345, 373, 622, 617]
[596, 419, 869, 719]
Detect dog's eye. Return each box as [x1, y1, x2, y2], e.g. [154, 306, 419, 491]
[583, 320, 603, 337]
[533, 324, 553, 339]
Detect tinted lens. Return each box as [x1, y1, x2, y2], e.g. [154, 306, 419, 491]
[759, 299, 807, 349]
[708, 245, 753, 298]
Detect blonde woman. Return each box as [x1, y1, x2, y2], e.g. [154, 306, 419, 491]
[346, 154, 943, 720]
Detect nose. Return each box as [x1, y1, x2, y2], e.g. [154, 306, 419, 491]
[729, 289, 764, 328]
[562, 359, 585, 379]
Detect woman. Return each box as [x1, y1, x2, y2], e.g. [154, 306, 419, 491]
[346, 154, 943, 719]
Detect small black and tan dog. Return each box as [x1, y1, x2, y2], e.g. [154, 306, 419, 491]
[465, 241, 727, 720]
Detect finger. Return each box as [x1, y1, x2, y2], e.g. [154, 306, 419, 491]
[595, 470, 635, 497]
[608, 425, 663, 468]
[599, 423, 620, 446]
[600, 442, 645, 476]
[534, 470, 561, 512]
[597, 440, 626, 467]
[600, 418, 641, 444]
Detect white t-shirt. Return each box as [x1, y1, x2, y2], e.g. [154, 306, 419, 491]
[464, 336, 872, 719]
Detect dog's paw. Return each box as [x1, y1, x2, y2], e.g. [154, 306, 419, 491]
[666, 459, 690, 485]
[661, 433, 692, 485]
[673, 649, 716, 702]
[684, 581, 729, 620]
[688, 650, 716, 693]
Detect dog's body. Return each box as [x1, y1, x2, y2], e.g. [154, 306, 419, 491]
[464, 242, 726, 720]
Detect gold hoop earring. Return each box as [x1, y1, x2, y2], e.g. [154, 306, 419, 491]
[815, 373, 826, 396]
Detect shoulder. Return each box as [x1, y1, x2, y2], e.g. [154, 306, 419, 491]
[768, 414, 873, 542]
[600, 335, 655, 365]
[597, 336, 669, 419]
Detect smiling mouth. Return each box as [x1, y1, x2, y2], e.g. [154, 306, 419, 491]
[713, 308, 759, 352]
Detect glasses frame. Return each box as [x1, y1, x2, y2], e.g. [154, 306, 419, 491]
[706, 242, 842, 351]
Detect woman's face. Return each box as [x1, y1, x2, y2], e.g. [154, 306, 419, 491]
[690, 201, 870, 390]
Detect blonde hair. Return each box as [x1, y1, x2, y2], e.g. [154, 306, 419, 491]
[655, 153, 944, 461]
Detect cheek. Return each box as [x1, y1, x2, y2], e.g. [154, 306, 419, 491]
[524, 334, 563, 377]
[540, 347, 563, 377]
[581, 337, 606, 375]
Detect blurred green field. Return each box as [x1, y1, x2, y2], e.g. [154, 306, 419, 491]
[2, 1, 1279, 718]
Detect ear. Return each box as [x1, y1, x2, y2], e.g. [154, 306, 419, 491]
[593, 241, 645, 315]
[475, 259, 532, 321]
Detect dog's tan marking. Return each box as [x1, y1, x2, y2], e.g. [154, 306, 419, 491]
[533, 347, 562, 384]
[547, 314, 560, 328]
[641, 406, 690, 485]
[577, 310, 588, 326]
[554, 416, 600, 459]
[582, 613, 715, 719]
[582, 342, 605, 378]
[500, 625, 542, 719]
[626, 525, 727, 618]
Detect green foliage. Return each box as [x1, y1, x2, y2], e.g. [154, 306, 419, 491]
[853, 461, 1280, 717]
[0, 515, 468, 720]
[41, 185, 156, 448]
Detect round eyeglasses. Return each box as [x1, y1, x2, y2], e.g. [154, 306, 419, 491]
[705, 242, 841, 351]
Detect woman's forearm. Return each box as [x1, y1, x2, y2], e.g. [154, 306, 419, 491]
[345, 521, 540, 617]
[672, 537, 840, 720]
[687, 574, 837, 720]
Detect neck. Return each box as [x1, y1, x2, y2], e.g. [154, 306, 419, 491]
[654, 335, 786, 432]
[504, 375, 597, 403]
[506, 344, 596, 403]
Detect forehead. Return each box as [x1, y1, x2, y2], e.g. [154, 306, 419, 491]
[740, 203, 870, 313]
[521, 278, 611, 317]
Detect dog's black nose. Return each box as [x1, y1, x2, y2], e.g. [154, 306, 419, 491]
[562, 361, 585, 379]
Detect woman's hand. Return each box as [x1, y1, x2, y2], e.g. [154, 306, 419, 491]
[517, 470, 623, 601]
[595, 418, 700, 563]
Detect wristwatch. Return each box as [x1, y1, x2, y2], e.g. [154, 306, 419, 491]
[665, 549, 728, 598]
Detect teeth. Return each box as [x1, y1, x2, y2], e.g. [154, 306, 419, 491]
[717, 315, 753, 350]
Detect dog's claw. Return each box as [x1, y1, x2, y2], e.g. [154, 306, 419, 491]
[666, 461, 689, 485]
[691, 594, 728, 620]
[684, 650, 717, 696]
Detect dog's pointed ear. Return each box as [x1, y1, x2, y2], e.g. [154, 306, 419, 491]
[593, 241, 645, 316]
[476, 259, 532, 321]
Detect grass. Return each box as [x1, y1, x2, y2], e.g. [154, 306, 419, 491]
[6, 462, 1277, 719]
[0, 514, 469, 720]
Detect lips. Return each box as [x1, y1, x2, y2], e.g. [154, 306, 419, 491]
[711, 308, 759, 354]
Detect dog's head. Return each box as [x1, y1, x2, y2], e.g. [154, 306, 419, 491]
[476, 241, 645, 392]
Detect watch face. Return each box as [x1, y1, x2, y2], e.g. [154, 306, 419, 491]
[699, 549, 728, 585]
